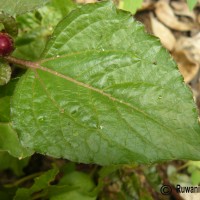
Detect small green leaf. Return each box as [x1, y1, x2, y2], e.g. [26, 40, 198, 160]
[187, 0, 198, 10]
[14, 12, 48, 60]
[0, 12, 18, 37]
[14, 2, 66, 60]
[14, 167, 59, 200]
[0, 123, 32, 158]
[14, 37, 47, 61]
[0, 62, 11, 86]
[119, 0, 143, 14]
[98, 166, 120, 178]
[188, 161, 200, 168]
[60, 171, 95, 191]
[0, 151, 29, 175]
[0, 0, 49, 16]
[12, 1, 200, 165]
[191, 170, 200, 185]
[49, 171, 96, 200]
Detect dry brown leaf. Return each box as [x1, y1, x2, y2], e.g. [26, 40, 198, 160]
[155, 1, 195, 31]
[150, 13, 176, 51]
[175, 34, 200, 64]
[173, 33, 200, 83]
[197, 14, 200, 25]
[171, 1, 195, 19]
[134, 12, 153, 33]
[172, 50, 199, 83]
[180, 193, 200, 200]
[138, 0, 155, 11]
[76, 0, 96, 3]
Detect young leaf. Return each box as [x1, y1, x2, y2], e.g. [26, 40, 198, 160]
[49, 171, 97, 200]
[14, 167, 59, 200]
[187, 0, 198, 10]
[0, 123, 32, 158]
[119, 0, 143, 14]
[0, 13, 18, 37]
[13, 1, 68, 60]
[0, 151, 29, 175]
[11, 1, 200, 165]
[0, 0, 49, 16]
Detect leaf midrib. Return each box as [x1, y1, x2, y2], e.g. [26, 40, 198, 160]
[33, 70, 153, 160]
[4, 56, 191, 136]
[31, 66, 200, 156]
[28, 64, 176, 136]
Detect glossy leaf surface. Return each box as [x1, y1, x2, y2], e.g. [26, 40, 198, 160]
[12, 2, 200, 165]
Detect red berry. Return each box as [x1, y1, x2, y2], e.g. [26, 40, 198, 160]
[0, 33, 14, 56]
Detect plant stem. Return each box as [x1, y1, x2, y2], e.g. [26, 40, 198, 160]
[4, 172, 43, 188]
[4, 56, 39, 69]
[176, 162, 189, 172]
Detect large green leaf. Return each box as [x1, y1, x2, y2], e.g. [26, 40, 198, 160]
[11, 1, 200, 165]
[0, 78, 33, 158]
[0, 0, 49, 16]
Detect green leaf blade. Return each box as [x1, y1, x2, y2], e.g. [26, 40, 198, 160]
[12, 2, 200, 165]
